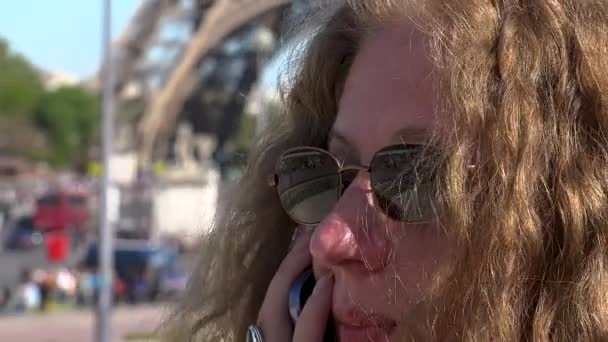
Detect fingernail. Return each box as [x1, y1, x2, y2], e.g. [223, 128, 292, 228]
[312, 274, 333, 295]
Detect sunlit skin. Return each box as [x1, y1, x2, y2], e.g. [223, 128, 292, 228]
[309, 25, 451, 342]
[255, 24, 452, 342]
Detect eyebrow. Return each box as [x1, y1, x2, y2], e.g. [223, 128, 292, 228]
[328, 126, 429, 153]
[327, 130, 360, 159]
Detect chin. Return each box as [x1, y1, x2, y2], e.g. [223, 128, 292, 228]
[336, 323, 394, 342]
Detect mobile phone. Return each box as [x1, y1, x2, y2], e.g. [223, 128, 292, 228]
[288, 268, 336, 342]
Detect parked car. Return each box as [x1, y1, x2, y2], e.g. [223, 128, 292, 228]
[79, 239, 181, 301]
[157, 265, 189, 299]
[3, 216, 43, 251]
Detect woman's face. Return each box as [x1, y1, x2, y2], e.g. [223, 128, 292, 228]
[310, 25, 451, 342]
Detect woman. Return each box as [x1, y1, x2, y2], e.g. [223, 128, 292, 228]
[164, 0, 608, 341]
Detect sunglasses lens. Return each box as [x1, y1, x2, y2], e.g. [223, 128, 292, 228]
[371, 145, 436, 222]
[276, 148, 341, 224]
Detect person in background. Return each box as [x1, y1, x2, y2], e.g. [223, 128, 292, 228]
[0, 286, 11, 309]
[13, 268, 40, 312]
[36, 270, 55, 312]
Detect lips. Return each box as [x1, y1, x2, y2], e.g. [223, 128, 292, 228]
[333, 306, 397, 342]
[337, 324, 391, 342]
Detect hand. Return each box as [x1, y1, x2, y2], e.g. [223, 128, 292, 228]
[256, 230, 334, 341]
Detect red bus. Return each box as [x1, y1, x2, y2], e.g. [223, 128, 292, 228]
[34, 191, 89, 232]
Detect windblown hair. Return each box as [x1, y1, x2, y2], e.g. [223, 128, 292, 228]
[163, 0, 608, 341]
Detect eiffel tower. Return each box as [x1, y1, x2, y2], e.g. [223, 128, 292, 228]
[97, 0, 302, 165]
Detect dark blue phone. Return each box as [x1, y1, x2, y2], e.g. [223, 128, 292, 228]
[288, 268, 336, 342]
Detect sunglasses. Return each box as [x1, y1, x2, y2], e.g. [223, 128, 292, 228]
[268, 144, 438, 225]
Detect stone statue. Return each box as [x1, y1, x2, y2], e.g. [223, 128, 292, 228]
[194, 134, 217, 171]
[173, 123, 197, 173]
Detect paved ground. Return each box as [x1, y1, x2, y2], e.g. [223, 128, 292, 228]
[0, 304, 170, 342]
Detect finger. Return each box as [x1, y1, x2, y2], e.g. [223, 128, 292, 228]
[261, 229, 313, 315]
[293, 274, 334, 342]
[257, 230, 313, 339]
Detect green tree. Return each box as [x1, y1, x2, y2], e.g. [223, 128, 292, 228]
[35, 86, 99, 167]
[0, 38, 43, 118]
[0, 38, 47, 158]
[0, 115, 49, 158]
[0, 37, 99, 168]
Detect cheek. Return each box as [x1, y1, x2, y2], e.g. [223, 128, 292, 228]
[387, 224, 451, 299]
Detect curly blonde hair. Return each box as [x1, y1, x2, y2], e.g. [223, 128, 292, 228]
[163, 0, 608, 341]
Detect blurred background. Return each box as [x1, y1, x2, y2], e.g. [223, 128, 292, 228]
[0, 0, 304, 340]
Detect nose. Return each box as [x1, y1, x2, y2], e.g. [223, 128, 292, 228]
[310, 174, 391, 274]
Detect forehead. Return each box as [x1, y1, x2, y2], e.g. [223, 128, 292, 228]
[333, 24, 435, 161]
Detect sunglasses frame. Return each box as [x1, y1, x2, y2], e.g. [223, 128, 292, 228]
[268, 146, 370, 188]
[268, 144, 436, 225]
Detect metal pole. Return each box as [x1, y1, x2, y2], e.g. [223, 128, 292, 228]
[96, 0, 115, 341]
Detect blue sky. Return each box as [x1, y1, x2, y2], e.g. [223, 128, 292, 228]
[0, 0, 140, 78]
